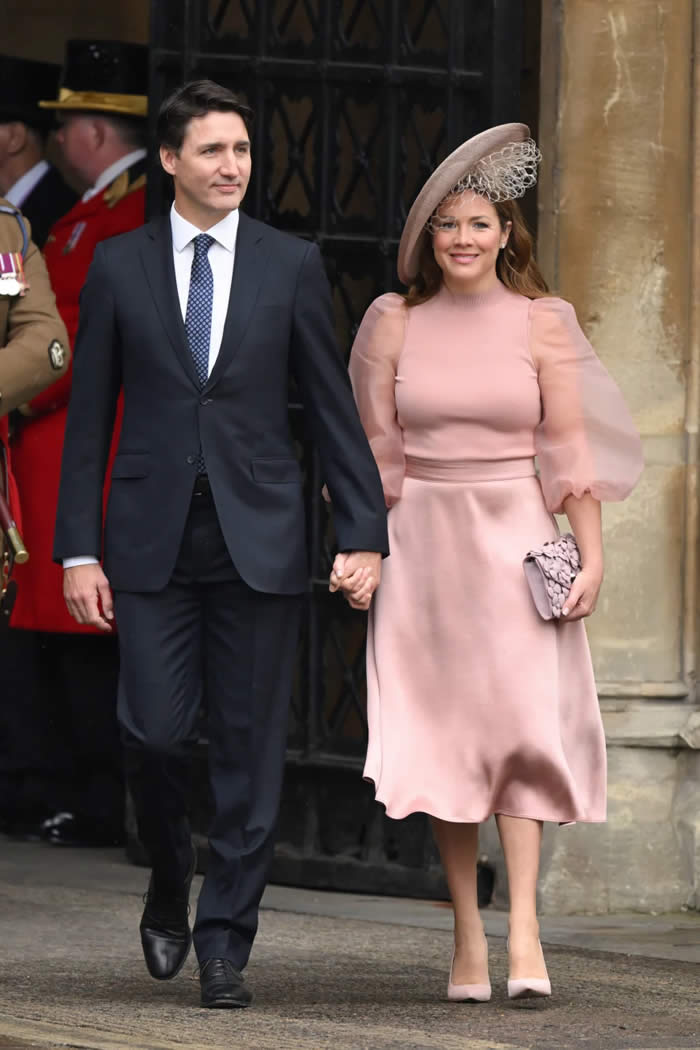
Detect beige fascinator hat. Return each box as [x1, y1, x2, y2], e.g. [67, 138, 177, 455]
[397, 123, 540, 285]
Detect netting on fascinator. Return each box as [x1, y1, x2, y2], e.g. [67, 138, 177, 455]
[425, 138, 541, 233]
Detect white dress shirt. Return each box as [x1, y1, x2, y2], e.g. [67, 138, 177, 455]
[170, 202, 238, 373]
[5, 160, 50, 208]
[81, 149, 147, 202]
[64, 202, 240, 568]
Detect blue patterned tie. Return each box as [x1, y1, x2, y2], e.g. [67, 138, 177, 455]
[185, 233, 215, 473]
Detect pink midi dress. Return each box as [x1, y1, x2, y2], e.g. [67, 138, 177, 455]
[348, 282, 643, 824]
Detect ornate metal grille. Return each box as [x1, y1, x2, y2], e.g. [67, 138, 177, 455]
[148, 0, 525, 898]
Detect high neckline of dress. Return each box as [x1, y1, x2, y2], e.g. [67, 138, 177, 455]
[437, 280, 512, 307]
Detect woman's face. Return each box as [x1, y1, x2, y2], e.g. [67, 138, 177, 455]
[431, 193, 510, 293]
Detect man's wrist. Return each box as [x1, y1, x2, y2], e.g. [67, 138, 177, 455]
[63, 556, 99, 569]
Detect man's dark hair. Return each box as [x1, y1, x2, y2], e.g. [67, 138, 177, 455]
[157, 80, 254, 153]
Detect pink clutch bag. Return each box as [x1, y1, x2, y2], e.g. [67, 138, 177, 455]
[523, 533, 581, 621]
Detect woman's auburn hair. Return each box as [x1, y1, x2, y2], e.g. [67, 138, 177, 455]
[403, 198, 550, 307]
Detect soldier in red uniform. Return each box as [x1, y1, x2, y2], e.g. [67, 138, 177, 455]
[0, 201, 70, 839]
[0, 199, 70, 610]
[6, 40, 148, 846]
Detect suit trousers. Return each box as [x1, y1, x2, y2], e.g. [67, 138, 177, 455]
[115, 480, 302, 967]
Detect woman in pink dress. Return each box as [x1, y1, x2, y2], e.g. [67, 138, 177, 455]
[340, 125, 643, 1002]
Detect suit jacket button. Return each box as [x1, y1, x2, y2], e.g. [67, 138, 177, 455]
[186, 455, 195, 464]
[200, 397, 212, 406]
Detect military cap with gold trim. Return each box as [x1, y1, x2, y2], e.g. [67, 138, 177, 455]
[39, 40, 148, 119]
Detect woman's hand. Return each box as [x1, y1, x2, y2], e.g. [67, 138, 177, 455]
[561, 565, 603, 621]
[560, 492, 604, 621]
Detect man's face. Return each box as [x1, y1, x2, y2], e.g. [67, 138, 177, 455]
[54, 113, 98, 184]
[0, 122, 27, 193]
[160, 110, 251, 221]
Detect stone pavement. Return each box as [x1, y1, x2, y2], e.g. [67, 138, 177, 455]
[0, 841, 698, 1050]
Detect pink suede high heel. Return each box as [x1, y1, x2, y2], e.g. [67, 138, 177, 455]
[507, 976, 551, 999]
[507, 939, 551, 999]
[447, 948, 491, 1003]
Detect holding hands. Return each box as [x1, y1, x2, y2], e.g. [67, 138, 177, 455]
[322, 485, 382, 609]
[329, 550, 382, 610]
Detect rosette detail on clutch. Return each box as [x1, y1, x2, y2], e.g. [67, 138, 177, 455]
[523, 533, 581, 621]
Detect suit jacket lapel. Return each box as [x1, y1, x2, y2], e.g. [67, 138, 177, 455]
[204, 212, 268, 392]
[140, 216, 200, 389]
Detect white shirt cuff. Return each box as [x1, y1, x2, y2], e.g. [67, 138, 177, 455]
[63, 556, 99, 568]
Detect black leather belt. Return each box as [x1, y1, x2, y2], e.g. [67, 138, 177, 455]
[193, 474, 211, 496]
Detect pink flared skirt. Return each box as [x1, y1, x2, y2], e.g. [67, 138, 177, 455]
[364, 456, 607, 824]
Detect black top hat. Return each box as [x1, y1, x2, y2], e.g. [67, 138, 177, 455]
[39, 40, 148, 118]
[0, 55, 62, 129]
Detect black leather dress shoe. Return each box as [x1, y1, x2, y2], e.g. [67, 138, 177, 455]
[40, 811, 125, 847]
[139, 846, 196, 981]
[199, 958, 252, 1008]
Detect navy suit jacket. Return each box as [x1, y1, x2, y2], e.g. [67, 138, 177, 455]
[53, 211, 388, 594]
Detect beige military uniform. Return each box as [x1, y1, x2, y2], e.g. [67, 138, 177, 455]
[0, 199, 69, 418]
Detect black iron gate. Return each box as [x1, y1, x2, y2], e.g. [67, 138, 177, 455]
[147, 0, 527, 898]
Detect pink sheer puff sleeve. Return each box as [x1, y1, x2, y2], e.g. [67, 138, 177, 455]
[348, 293, 407, 508]
[530, 297, 644, 515]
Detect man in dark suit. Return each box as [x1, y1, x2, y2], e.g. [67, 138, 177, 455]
[54, 80, 387, 1009]
[0, 56, 77, 248]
